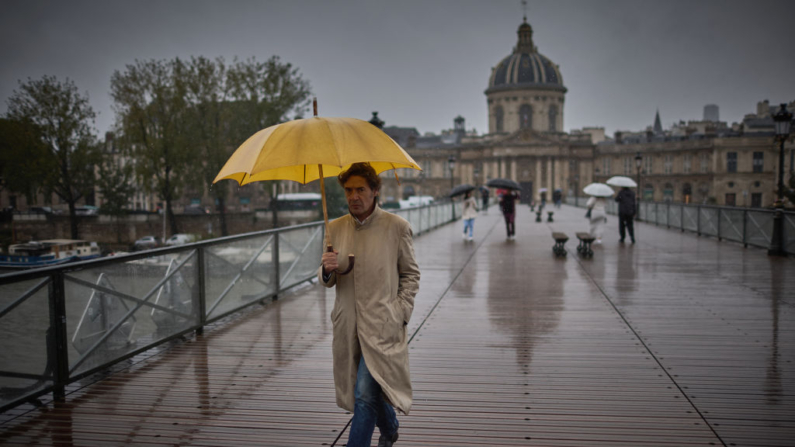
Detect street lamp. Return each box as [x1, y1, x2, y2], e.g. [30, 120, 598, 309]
[574, 173, 580, 207]
[448, 155, 456, 220]
[768, 103, 792, 256]
[474, 167, 480, 186]
[635, 152, 643, 221]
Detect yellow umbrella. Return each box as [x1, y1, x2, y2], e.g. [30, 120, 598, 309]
[213, 98, 421, 274]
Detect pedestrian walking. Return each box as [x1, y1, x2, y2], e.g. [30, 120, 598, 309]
[319, 163, 421, 447]
[615, 187, 636, 243]
[462, 191, 479, 241]
[480, 187, 489, 212]
[586, 195, 607, 244]
[500, 190, 519, 240]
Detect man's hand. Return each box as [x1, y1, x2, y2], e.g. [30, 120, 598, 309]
[321, 249, 339, 275]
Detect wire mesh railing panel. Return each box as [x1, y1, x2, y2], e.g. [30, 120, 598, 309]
[785, 213, 795, 255]
[682, 206, 699, 232]
[656, 204, 668, 226]
[700, 208, 719, 237]
[279, 224, 323, 289]
[408, 207, 421, 234]
[205, 234, 276, 321]
[719, 209, 744, 243]
[668, 205, 682, 229]
[0, 276, 52, 411]
[64, 250, 201, 377]
[746, 210, 774, 248]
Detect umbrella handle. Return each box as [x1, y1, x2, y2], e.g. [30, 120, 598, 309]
[327, 244, 355, 275]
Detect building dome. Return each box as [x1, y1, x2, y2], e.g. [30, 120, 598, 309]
[486, 20, 566, 93]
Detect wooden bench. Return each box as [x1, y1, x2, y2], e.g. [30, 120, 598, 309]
[576, 232, 595, 257]
[552, 232, 568, 257]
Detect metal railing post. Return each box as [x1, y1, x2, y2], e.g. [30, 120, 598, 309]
[272, 231, 281, 301]
[743, 209, 748, 248]
[697, 205, 701, 236]
[655, 203, 659, 226]
[717, 208, 722, 241]
[681, 204, 685, 232]
[49, 271, 69, 402]
[197, 247, 207, 335]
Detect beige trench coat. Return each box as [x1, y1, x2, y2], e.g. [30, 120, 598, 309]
[317, 206, 420, 415]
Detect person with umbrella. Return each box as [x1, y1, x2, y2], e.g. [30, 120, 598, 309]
[461, 190, 479, 241]
[480, 186, 489, 213]
[583, 183, 613, 245]
[500, 189, 520, 240]
[607, 176, 637, 244]
[320, 163, 420, 447]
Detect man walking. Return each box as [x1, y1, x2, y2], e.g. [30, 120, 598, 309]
[500, 190, 519, 240]
[319, 163, 421, 447]
[615, 186, 636, 243]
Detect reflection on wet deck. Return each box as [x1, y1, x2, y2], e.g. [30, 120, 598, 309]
[1, 204, 793, 446]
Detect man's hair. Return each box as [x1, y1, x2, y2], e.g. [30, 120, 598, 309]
[338, 162, 381, 192]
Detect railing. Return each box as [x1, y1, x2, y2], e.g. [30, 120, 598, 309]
[0, 200, 459, 413]
[565, 197, 795, 254]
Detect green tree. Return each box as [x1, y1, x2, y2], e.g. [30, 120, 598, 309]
[226, 56, 312, 226]
[5, 76, 100, 239]
[96, 154, 136, 244]
[0, 117, 50, 203]
[111, 59, 192, 237]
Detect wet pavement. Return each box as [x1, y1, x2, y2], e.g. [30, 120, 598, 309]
[1, 203, 793, 446]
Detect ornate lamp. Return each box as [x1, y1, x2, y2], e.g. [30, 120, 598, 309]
[769, 104, 793, 256]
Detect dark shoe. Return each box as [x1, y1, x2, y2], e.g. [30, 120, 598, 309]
[619, 239, 625, 243]
[631, 239, 636, 244]
[377, 431, 399, 447]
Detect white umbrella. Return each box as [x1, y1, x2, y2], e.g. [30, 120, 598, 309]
[606, 176, 638, 187]
[538, 188, 548, 193]
[583, 183, 615, 197]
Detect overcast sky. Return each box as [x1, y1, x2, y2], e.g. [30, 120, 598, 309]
[2, 0, 793, 139]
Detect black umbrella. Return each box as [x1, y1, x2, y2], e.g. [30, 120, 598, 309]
[486, 178, 521, 190]
[449, 183, 476, 198]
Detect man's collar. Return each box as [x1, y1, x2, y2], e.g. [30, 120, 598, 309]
[351, 205, 381, 226]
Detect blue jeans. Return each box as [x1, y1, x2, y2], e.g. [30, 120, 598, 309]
[347, 356, 398, 447]
[463, 218, 475, 238]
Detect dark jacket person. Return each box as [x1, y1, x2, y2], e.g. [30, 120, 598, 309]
[615, 187, 636, 243]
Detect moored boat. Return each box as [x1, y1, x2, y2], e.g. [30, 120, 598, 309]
[0, 239, 101, 269]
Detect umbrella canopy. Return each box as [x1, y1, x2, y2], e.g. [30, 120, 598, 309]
[214, 117, 420, 186]
[449, 184, 476, 198]
[486, 178, 521, 190]
[583, 183, 615, 197]
[213, 98, 421, 275]
[538, 188, 548, 193]
[606, 176, 638, 187]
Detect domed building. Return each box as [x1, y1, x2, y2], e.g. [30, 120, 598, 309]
[486, 19, 567, 134]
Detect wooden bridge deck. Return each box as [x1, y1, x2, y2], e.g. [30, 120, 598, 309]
[1, 204, 793, 446]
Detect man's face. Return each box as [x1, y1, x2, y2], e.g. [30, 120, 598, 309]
[344, 175, 377, 219]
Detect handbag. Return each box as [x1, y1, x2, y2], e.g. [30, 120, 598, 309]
[585, 208, 592, 219]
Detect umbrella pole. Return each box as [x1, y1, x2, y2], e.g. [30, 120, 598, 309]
[318, 164, 331, 249]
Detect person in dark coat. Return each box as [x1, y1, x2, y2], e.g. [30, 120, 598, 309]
[615, 187, 636, 243]
[480, 187, 489, 212]
[500, 190, 519, 240]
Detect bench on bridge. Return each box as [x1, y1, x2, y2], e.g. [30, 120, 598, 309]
[552, 232, 568, 257]
[576, 232, 595, 257]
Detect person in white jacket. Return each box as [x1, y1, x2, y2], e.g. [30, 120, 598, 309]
[462, 191, 479, 241]
[586, 195, 607, 244]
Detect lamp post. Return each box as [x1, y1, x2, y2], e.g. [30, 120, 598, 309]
[768, 104, 792, 256]
[474, 167, 480, 186]
[448, 155, 456, 220]
[635, 152, 643, 221]
[574, 173, 580, 207]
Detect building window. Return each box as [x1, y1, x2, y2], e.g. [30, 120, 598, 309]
[624, 157, 632, 175]
[644, 155, 653, 174]
[727, 152, 737, 173]
[664, 155, 672, 174]
[602, 157, 611, 176]
[751, 193, 762, 208]
[725, 193, 736, 206]
[683, 154, 691, 173]
[495, 106, 504, 132]
[548, 105, 558, 132]
[519, 104, 532, 129]
[663, 183, 674, 202]
[643, 184, 654, 201]
[191, 198, 201, 206]
[700, 153, 710, 173]
[752, 152, 764, 173]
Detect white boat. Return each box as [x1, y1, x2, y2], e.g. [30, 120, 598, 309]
[0, 239, 101, 269]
